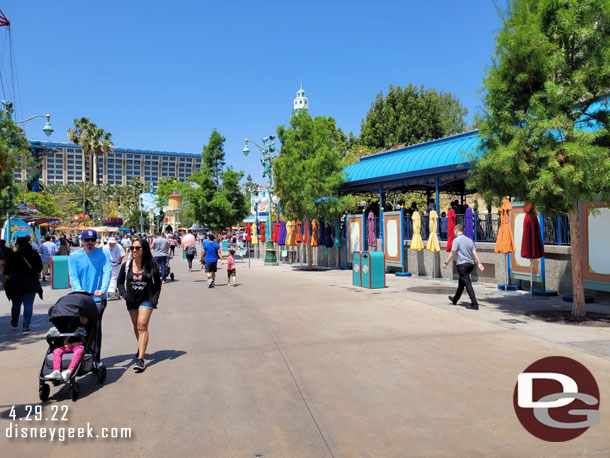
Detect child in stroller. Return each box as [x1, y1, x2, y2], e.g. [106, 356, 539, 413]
[45, 315, 88, 381]
[39, 292, 107, 402]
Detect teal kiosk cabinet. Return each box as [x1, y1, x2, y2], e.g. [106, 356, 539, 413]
[50, 256, 70, 290]
[361, 251, 386, 289]
[352, 251, 362, 287]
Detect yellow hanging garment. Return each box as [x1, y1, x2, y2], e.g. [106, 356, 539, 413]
[251, 223, 258, 245]
[410, 211, 424, 251]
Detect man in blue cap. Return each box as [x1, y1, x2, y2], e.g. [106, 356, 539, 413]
[68, 229, 111, 362]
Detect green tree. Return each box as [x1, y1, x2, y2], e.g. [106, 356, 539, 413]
[203, 129, 226, 187]
[469, 0, 610, 318]
[244, 174, 258, 195]
[0, 106, 31, 225]
[187, 131, 248, 230]
[67, 118, 113, 224]
[359, 84, 468, 151]
[274, 110, 349, 268]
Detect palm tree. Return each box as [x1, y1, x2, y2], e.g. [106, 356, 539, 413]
[68, 118, 114, 224]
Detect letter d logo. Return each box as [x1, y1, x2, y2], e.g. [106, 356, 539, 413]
[513, 356, 600, 442]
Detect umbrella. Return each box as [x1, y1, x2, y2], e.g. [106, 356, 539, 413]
[410, 211, 424, 251]
[333, 218, 342, 248]
[311, 219, 319, 246]
[426, 210, 440, 252]
[465, 208, 474, 241]
[278, 221, 287, 245]
[426, 210, 441, 278]
[521, 203, 545, 298]
[319, 219, 326, 246]
[260, 222, 266, 243]
[367, 212, 376, 249]
[119, 227, 132, 232]
[324, 225, 333, 248]
[288, 221, 297, 246]
[296, 221, 303, 243]
[446, 209, 456, 251]
[303, 220, 308, 244]
[495, 197, 516, 291]
[251, 223, 258, 244]
[273, 222, 281, 243]
[181, 233, 195, 246]
[495, 198, 515, 254]
[245, 223, 252, 242]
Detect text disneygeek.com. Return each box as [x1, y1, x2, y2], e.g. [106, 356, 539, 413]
[5, 422, 132, 441]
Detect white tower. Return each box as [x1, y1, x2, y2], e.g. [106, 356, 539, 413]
[293, 82, 309, 113]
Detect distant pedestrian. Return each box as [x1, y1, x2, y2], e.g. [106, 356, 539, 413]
[152, 233, 169, 283]
[168, 236, 177, 257]
[444, 224, 485, 310]
[103, 237, 125, 299]
[117, 238, 162, 373]
[223, 249, 237, 286]
[201, 233, 223, 288]
[58, 237, 71, 256]
[185, 243, 197, 271]
[4, 237, 43, 334]
[38, 235, 57, 282]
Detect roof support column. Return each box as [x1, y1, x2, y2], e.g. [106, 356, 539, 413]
[379, 185, 384, 252]
[435, 176, 440, 236]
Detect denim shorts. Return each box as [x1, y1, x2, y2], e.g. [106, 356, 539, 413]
[127, 301, 154, 312]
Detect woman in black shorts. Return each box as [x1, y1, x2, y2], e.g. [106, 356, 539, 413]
[117, 238, 162, 373]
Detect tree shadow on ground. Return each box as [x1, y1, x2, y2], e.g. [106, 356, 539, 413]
[0, 312, 53, 352]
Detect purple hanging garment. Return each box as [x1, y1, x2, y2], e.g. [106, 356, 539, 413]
[278, 221, 287, 245]
[367, 211, 376, 249]
[324, 226, 333, 248]
[465, 208, 474, 241]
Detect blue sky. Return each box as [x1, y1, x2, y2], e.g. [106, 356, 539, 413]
[2, 1, 502, 183]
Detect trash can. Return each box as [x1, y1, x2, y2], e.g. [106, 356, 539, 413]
[352, 251, 362, 287]
[50, 255, 70, 290]
[361, 251, 386, 289]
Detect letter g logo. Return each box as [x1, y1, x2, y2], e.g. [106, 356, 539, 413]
[513, 357, 600, 442]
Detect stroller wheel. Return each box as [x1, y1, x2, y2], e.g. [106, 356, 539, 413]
[97, 364, 107, 384]
[170, 273, 174, 280]
[70, 383, 80, 402]
[39, 383, 50, 402]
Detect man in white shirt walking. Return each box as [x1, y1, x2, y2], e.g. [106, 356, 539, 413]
[103, 237, 125, 298]
[38, 235, 57, 283]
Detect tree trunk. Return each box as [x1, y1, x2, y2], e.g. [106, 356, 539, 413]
[95, 153, 103, 224]
[568, 206, 586, 317]
[306, 219, 313, 270]
[82, 183, 86, 215]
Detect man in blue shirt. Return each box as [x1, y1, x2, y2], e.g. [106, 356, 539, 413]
[69, 229, 111, 361]
[38, 235, 57, 283]
[201, 233, 223, 288]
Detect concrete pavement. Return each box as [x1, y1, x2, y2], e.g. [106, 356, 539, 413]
[1, 254, 609, 457]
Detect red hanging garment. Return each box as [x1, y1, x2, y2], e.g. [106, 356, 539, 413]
[303, 220, 308, 244]
[446, 209, 456, 252]
[260, 222, 266, 243]
[245, 223, 252, 242]
[296, 221, 303, 243]
[273, 221, 280, 243]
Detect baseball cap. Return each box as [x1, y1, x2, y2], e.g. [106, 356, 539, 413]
[108, 237, 117, 243]
[81, 229, 98, 239]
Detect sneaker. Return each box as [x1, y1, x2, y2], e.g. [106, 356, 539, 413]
[61, 369, 72, 381]
[208, 279, 213, 288]
[467, 303, 479, 310]
[134, 358, 146, 372]
[11, 321, 18, 330]
[448, 296, 456, 305]
[22, 327, 32, 335]
[45, 370, 62, 380]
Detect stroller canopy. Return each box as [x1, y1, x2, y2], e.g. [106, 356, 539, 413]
[48, 292, 99, 327]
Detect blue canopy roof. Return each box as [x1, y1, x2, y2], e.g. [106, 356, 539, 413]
[341, 131, 481, 193]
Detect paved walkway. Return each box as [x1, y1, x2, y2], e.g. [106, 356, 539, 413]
[1, 255, 609, 457]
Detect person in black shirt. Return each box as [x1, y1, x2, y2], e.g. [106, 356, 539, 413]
[117, 238, 161, 373]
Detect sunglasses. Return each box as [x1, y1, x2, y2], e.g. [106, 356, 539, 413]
[83, 238, 96, 242]
[130, 246, 142, 251]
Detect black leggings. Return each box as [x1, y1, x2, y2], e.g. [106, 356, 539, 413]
[186, 254, 195, 269]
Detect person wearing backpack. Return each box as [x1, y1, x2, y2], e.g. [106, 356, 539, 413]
[185, 243, 197, 271]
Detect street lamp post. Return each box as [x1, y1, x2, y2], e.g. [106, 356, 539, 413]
[243, 135, 278, 266]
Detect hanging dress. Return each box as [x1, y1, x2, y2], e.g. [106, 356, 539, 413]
[410, 211, 424, 251]
[426, 210, 440, 252]
[446, 209, 456, 251]
[495, 199, 516, 254]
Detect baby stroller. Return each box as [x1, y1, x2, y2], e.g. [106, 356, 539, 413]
[38, 292, 107, 402]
